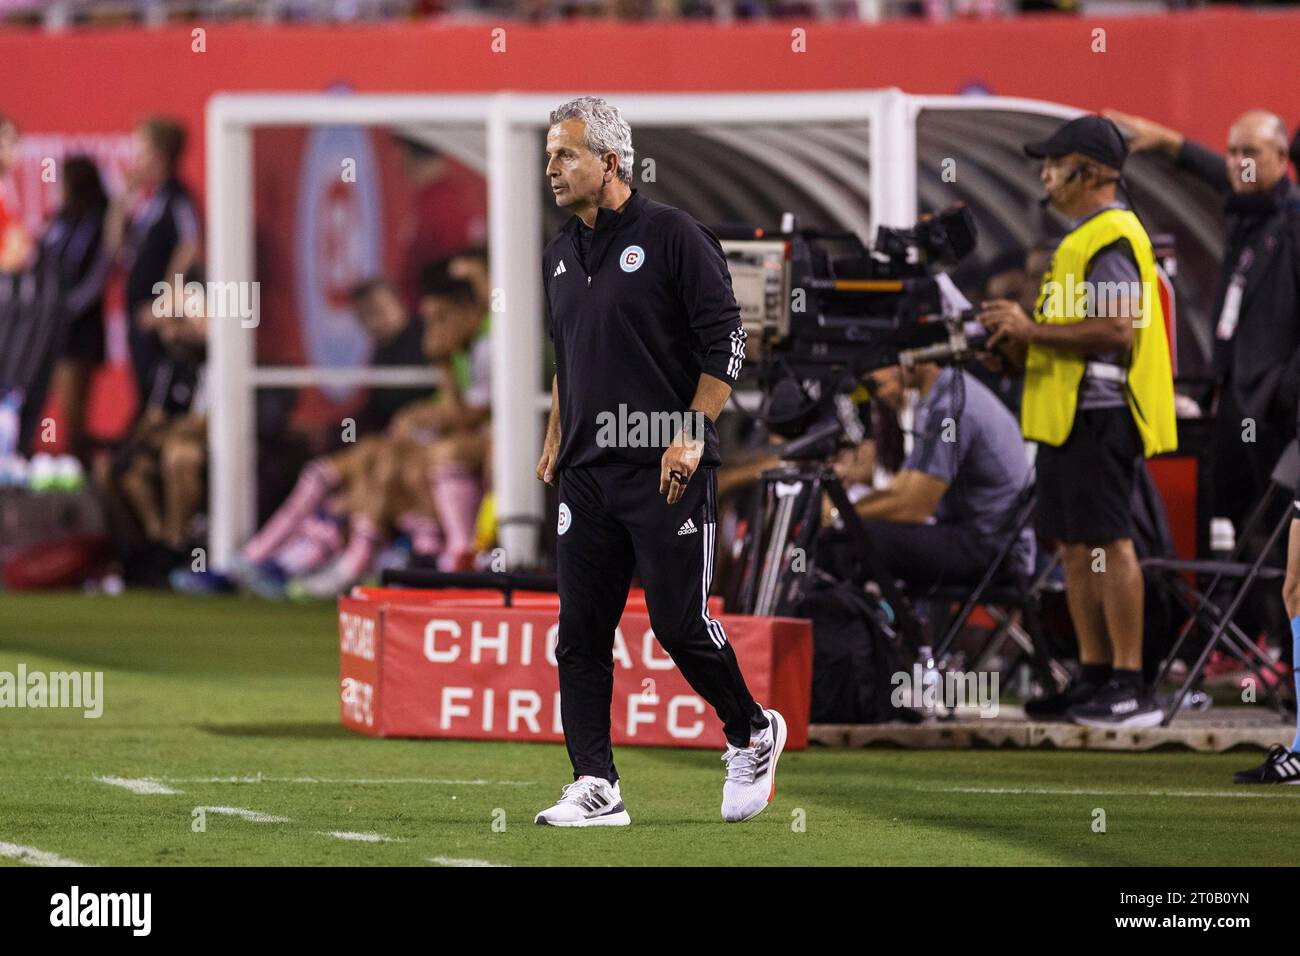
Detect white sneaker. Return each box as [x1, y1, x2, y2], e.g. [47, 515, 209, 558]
[721, 708, 786, 823]
[534, 775, 631, 827]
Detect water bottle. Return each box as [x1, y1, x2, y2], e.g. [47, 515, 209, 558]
[918, 645, 941, 717]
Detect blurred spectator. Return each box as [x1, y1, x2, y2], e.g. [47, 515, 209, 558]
[102, 289, 208, 582]
[349, 276, 430, 436]
[171, 254, 493, 598]
[169, 273, 437, 597]
[106, 116, 201, 409]
[2, 150, 110, 459]
[95, 118, 206, 583]
[285, 256, 494, 595]
[417, 253, 492, 573]
[0, 113, 30, 463]
[1108, 107, 1300, 533]
[0, 114, 31, 273]
[39, 156, 111, 465]
[395, 136, 487, 311]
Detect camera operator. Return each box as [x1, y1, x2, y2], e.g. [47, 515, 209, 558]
[978, 115, 1178, 729]
[823, 360, 1032, 588]
[1105, 107, 1300, 536]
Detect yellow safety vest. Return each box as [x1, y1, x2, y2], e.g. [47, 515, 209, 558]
[1022, 208, 1177, 458]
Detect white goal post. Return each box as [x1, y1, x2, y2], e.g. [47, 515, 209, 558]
[204, 89, 1079, 569]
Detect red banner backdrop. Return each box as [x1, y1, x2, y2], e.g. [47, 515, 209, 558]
[338, 591, 813, 750]
[2, 9, 1298, 213]
[5, 10, 1296, 449]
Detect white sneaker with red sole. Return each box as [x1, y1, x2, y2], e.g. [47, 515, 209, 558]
[721, 708, 786, 823]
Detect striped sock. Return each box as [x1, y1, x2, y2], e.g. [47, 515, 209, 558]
[398, 512, 443, 558]
[333, 514, 383, 581]
[242, 458, 340, 564]
[275, 514, 344, 576]
[431, 462, 483, 572]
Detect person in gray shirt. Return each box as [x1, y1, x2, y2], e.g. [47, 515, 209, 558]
[1075, 203, 1142, 412]
[826, 361, 1034, 588]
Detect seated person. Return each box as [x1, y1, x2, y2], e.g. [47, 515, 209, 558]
[350, 276, 430, 437]
[172, 257, 491, 597]
[289, 254, 491, 590]
[284, 258, 491, 592]
[105, 278, 209, 581]
[823, 359, 1033, 589]
[168, 276, 427, 596]
[414, 255, 492, 573]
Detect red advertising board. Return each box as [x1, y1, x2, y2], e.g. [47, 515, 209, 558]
[338, 593, 812, 751]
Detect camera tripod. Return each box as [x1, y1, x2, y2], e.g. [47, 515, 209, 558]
[731, 458, 924, 652]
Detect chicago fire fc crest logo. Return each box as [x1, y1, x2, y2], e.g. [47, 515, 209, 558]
[620, 245, 645, 273]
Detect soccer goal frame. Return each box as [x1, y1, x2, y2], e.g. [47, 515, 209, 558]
[205, 89, 1080, 569]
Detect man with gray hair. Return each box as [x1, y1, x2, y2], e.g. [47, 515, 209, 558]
[1107, 107, 1300, 782]
[1107, 108, 1300, 533]
[533, 96, 784, 827]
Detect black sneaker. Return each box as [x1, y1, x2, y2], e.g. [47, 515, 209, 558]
[1233, 744, 1300, 785]
[1066, 678, 1163, 729]
[1023, 681, 1100, 721]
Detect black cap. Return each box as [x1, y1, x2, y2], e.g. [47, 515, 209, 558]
[1024, 114, 1128, 170]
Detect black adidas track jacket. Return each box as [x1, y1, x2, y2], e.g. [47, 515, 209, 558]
[543, 189, 747, 471]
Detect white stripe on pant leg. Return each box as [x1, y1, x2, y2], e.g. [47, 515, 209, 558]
[702, 521, 728, 648]
[703, 482, 729, 648]
[705, 521, 720, 644]
[701, 523, 722, 649]
[700, 521, 724, 649]
[707, 524, 727, 647]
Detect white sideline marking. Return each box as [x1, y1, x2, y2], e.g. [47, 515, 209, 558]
[0, 842, 89, 867]
[428, 855, 506, 867]
[937, 786, 1300, 800]
[321, 831, 401, 843]
[164, 776, 534, 786]
[95, 775, 182, 795]
[199, 806, 290, 823]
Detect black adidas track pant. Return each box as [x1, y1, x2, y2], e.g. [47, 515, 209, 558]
[555, 463, 767, 783]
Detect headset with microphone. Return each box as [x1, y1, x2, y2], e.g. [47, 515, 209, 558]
[1039, 161, 1122, 207]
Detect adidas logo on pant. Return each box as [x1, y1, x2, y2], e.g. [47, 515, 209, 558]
[677, 518, 698, 536]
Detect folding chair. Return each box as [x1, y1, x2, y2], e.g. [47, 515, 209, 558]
[910, 485, 1071, 693]
[1143, 440, 1299, 726]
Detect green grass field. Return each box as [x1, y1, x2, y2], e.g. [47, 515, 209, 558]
[1, 592, 1298, 867]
